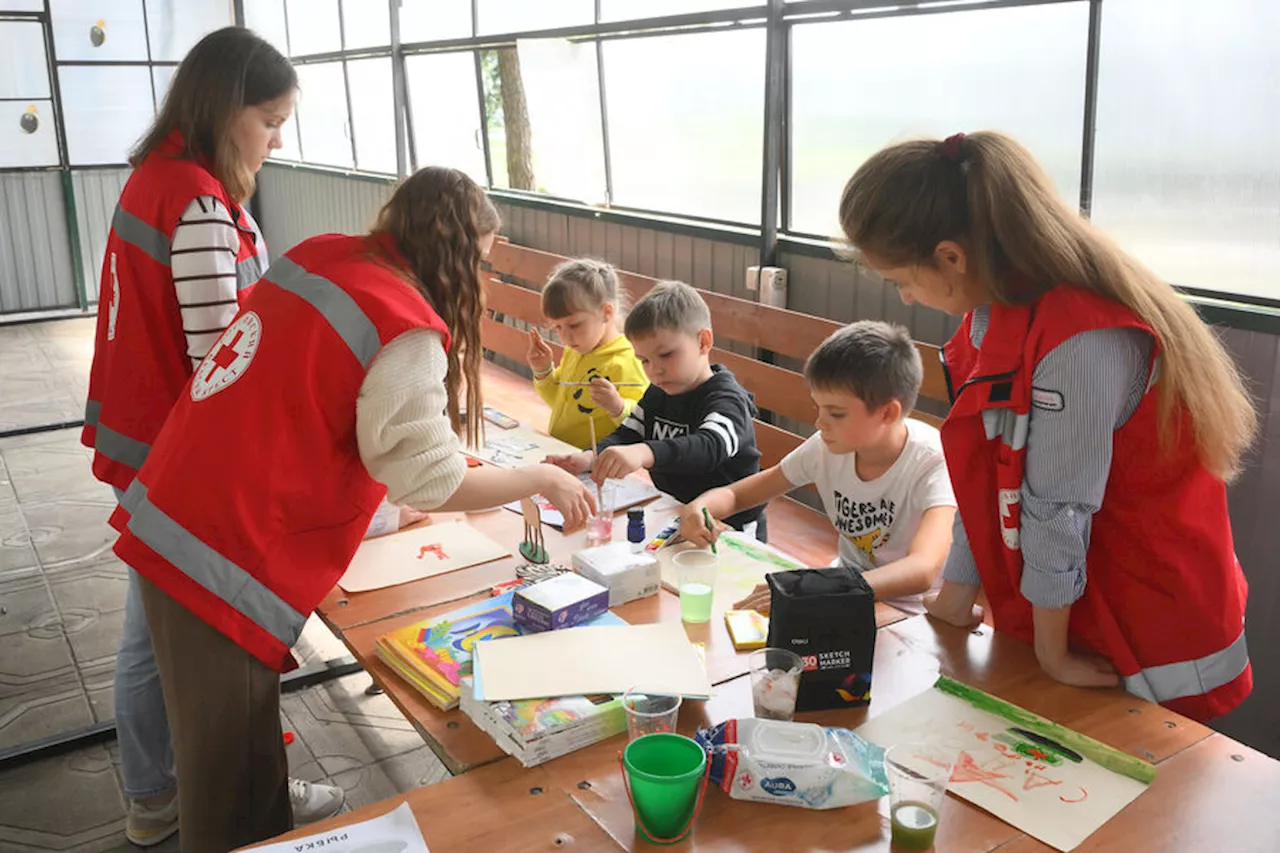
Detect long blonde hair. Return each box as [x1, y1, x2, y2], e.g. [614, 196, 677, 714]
[839, 131, 1255, 479]
[370, 167, 501, 448]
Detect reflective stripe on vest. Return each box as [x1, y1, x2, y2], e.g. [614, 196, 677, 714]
[982, 409, 1029, 451]
[85, 398, 102, 426]
[92, 424, 150, 469]
[120, 480, 307, 649]
[267, 256, 382, 368]
[111, 205, 170, 267]
[236, 255, 265, 293]
[1123, 629, 1249, 704]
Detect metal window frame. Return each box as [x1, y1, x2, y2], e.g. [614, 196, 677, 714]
[8, 0, 1277, 319]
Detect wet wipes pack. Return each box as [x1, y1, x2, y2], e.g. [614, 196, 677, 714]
[695, 718, 888, 810]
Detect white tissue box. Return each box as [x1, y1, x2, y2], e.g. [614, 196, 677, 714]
[572, 542, 660, 607]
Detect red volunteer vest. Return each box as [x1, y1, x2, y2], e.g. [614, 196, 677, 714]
[941, 285, 1250, 722]
[82, 129, 269, 492]
[111, 233, 451, 672]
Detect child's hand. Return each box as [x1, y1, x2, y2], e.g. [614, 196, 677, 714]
[589, 377, 626, 418]
[544, 451, 593, 475]
[1036, 648, 1120, 689]
[924, 581, 985, 628]
[733, 582, 771, 615]
[592, 444, 654, 483]
[526, 328, 554, 374]
[679, 505, 725, 549]
[536, 465, 598, 533]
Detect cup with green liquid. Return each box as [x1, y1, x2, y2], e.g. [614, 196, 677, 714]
[885, 742, 957, 851]
[673, 549, 718, 623]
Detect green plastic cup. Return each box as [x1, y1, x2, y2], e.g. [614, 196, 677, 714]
[621, 733, 708, 844]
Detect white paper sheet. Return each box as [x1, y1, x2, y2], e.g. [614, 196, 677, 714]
[246, 801, 428, 853]
[338, 521, 510, 593]
[475, 622, 712, 702]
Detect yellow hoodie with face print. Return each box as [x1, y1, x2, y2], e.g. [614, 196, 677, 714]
[533, 334, 648, 449]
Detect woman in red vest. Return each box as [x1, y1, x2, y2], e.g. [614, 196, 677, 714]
[111, 166, 595, 852]
[80, 27, 354, 845]
[837, 131, 1255, 723]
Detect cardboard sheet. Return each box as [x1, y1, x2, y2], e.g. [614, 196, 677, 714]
[338, 521, 511, 593]
[475, 622, 712, 702]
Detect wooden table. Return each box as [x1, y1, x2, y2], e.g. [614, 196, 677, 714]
[274, 361, 1280, 851]
[251, 615, 1280, 852]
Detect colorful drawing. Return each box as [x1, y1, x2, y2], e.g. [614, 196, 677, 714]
[417, 544, 447, 561]
[856, 677, 1154, 852]
[466, 424, 579, 468]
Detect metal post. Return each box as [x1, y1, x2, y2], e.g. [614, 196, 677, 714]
[594, 0, 613, 206]
[1078, 0, 1103, 217]
[758, 0, 786, 266]
[389, 0, 408, 178]
[472, 0, 494, 187]
[40, 3, 88, 310]
[336, 2, 360, 169]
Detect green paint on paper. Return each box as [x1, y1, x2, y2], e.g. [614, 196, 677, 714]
[718, 535, 805, 571]
[934, 677, 1157, 785]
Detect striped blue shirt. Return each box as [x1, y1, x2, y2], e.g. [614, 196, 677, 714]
[942, 305, 1154, 608]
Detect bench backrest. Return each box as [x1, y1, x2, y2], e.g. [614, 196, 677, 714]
[482, 238, 951, 470]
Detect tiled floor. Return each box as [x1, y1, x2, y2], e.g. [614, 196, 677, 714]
[0, 318, 448, 852]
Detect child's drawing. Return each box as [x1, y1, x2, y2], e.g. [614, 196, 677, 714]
[856, 677, 1154, 852]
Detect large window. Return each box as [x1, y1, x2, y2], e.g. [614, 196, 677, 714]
[789, 3, 1089, 236]
[9, 0, 1271, 304]
[604, 29, 766, 223]
[1091, 0, 1280, 301]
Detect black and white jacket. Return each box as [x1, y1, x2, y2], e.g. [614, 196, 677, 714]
[597, 365, 763, 529]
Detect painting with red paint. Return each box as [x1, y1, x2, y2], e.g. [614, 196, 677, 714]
[338, 520, 510, 593]
[856, 676, 1155, 851]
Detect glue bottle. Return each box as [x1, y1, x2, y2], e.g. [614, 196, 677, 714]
[627, 508, 646, 553]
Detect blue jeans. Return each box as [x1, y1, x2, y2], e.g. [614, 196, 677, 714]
[115, 567, 177, 800]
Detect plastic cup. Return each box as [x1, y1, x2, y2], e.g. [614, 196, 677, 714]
[620, 732, 707, 844]
[748, 648, 803, 721]
[622, 688, 682, 741]
[885, 742, 957, 851]
[673, 549, 718, 623]
[586, 480, 617, 547]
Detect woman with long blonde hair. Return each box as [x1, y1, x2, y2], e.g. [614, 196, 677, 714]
[839, 131, 1255, 722]
[110, 167, 595, 852]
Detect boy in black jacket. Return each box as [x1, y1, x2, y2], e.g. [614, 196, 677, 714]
[548, 281, 766, 538]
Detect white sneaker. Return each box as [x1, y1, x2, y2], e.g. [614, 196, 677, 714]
[288, 777, 344, 823]
[125, 794, 179, 847]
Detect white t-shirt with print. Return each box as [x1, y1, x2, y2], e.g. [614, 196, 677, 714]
[780, 419, 955, 611]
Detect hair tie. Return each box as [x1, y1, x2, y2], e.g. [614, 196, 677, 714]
[941, 133, 966, 164]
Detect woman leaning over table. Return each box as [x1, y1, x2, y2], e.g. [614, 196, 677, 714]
[109, 166, 596, 853]
[837, 131, 1255, 724]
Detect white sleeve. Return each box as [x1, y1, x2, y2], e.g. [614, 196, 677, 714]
[912, 450, 957, 511]
[171, 196, 241, 369]
[778, 431, 822, 488]
[356, 329, 467, 511]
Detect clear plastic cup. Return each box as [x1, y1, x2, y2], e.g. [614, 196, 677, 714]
[748, 647, 803, 721]
[673, 549, 718, 623]
[622, 688, 682, 741]
[586, 480, 617, 546]
[885, 742, 957, 851]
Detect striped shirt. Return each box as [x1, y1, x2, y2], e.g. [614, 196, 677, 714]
[172, 195, 265, 369]
[942, 305, 1154, 608]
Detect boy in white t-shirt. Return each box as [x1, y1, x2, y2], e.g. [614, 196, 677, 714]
[678, 320, 956, 613]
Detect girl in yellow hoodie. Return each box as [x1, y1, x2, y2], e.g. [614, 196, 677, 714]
[526, 259, 648, 449]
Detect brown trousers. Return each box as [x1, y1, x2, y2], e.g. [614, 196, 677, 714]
[139, 575, 293, 852]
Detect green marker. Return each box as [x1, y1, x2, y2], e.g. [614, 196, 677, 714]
[701, 507, 717, 554]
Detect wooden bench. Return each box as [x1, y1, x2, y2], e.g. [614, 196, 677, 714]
[481, 238, 951, 472]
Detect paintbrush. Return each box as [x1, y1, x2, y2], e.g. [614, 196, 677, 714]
[588, 416, 603, 506]
[558, 381, 645, 387]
